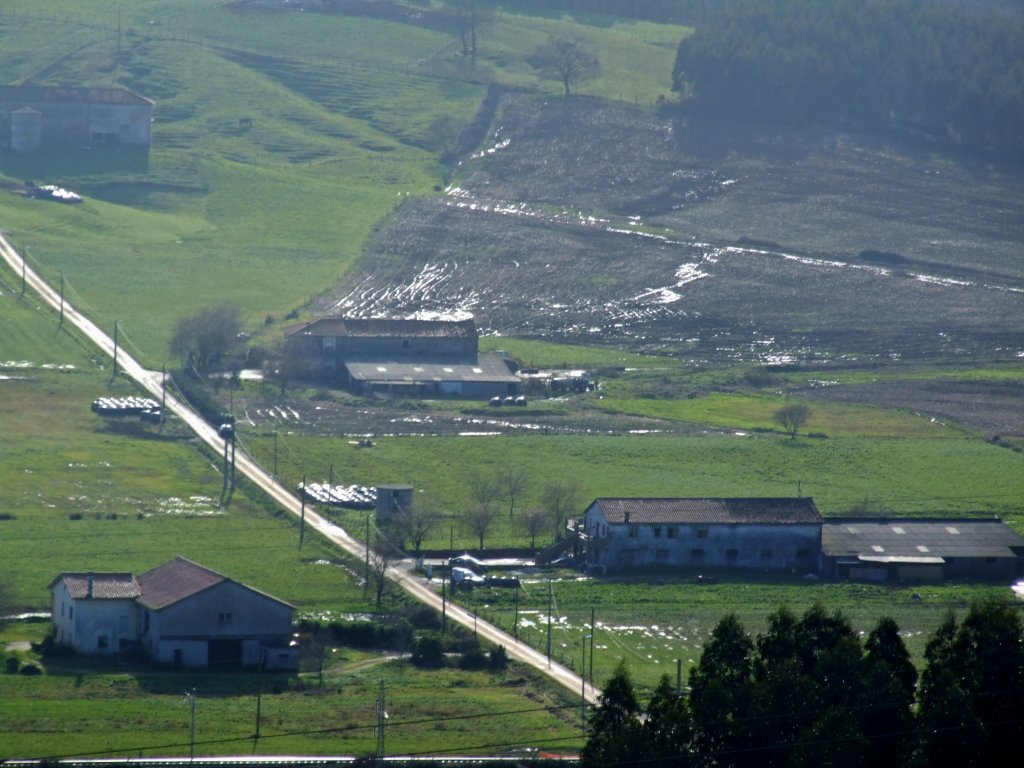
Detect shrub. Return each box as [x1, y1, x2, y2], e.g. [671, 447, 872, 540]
[489, 645, 509, 671]
[68, 512, 83, 520]
[0, 512, 15, 521]
[19, 663, 42, 675]
[458, 649, 488, 670]
[5, 657, 19, 674]
[410, 635, 445, 668]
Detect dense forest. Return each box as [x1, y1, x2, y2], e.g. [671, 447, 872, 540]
[671, 0, 1024, 158]
[583, 601, 1024, 768]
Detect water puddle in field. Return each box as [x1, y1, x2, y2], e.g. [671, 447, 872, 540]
[141, 495, 222, 517]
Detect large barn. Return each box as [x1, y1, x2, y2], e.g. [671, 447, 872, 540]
[283, 317, 520, 397]
[0, 85, 153, 151]
[583, 497, 823, 573]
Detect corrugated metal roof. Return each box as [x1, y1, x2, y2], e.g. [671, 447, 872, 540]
[48, 573, 140, 600]
[822, 518, 1024, 559]
[136, 556, 227, 610]
[346, 352, 517, 384]
[286, 317, 477, 339]
[0, 85, 153, 106]
[592, 498, 823, 525]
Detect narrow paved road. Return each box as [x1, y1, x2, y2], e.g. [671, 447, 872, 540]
[0, 233, 599, 707]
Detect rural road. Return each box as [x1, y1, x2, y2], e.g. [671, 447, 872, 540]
[0, 232, 600, 707]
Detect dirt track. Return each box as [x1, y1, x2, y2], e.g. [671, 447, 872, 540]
[318, 95, 1022, 366]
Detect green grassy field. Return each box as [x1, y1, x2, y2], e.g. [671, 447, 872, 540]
[0, 624, 582, 760]
[454, 573, 1015, 692]
[0, 1, 686, 366]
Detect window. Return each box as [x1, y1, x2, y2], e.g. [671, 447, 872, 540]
[760, 548, 774, 560]
[653, 527, 662, 539]
[628, 526, 638, 539]
[696, 528, 709, 539]
[667, 527, 677, 539]
[726, 548, 739, 559]
[97, 635, 108, 650]
[691, 548, 705, 558]
[218, 611, 233, 624]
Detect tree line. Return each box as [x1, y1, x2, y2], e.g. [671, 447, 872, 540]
[671, 0, 1024, 159]
[584, 600, 1024, 767]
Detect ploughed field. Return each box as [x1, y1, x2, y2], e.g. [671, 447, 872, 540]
[319, 94, 1023, 368]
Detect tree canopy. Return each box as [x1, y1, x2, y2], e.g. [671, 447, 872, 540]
[584, 601, 1023, 767]
[672, 0, 1024, 159]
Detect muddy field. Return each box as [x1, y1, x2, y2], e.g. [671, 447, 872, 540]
[307, 94, 1023, 434]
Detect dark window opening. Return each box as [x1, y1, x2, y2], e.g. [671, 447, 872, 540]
[653, 527, 662, 539]
[696, 529, 708, 539]
[667, 527, 677, 539]
[691, 548, 705, 558]
[726, 548, 739, 559]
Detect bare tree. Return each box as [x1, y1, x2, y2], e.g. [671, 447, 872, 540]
[520, 507, 548, 551]
[529, 37, 601, 96]
[542, 480, 579, 541]
[369, 534, 398, 609]
[774, 403, 812, 439]
[452, 0, 492, 57]
[468, 471, 502, 510]
[390, 492, 440, 555]
[500, 465, 529, 518]
[169, 303, 242, 370]
[464, 503, 500, 550]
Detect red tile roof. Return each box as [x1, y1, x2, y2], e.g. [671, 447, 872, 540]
[136, 556, 227, 610]
[591, 498, 822, 525]
[48, 573, 140, 600]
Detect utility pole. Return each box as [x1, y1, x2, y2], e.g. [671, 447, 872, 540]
[255, 651, 265, 739]
[299, 475, 306, 548]
[441, 577, 447, 632]
[513, 586, 519, 640]
[272, 431, 278, 481]
[590, 607, 595, 686]
[364, 515, 370, 598]
[375, 679, 387, 762]
[187, 688, 196, 760]
[581, 633, 592, 736]
[546, 578, 553, 667]
[112, 320, 120, 378]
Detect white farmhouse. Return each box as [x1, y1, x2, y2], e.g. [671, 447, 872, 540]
[48, 572, 141, 654]
[49, 557, 297, 670]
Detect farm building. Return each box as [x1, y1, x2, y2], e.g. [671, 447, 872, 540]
[49, 557, 297, 669]
[0, 85, 153, 151]
[583, 497, 822, 573]
[283, 317, 520, 396]
[344, 352, 520, 397]
[49, 572, 141, 655]
[821, 518, 1024, 582]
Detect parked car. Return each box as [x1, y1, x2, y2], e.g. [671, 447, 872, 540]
[450, 566, 486, 588]
[485, 575, 521, 589]
[449, 553, 486, 574]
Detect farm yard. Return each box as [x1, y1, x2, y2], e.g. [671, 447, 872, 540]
[1, 0, 1023, 760]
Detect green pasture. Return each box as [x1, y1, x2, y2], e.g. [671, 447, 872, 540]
[0, 0, 685, 367]
[244, 428, 1024, 546]
[0, 649, 582, 760]
[0, 282, 367, 613]
[455, 574, 1017, 693]
[593, 390, 956, 438]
